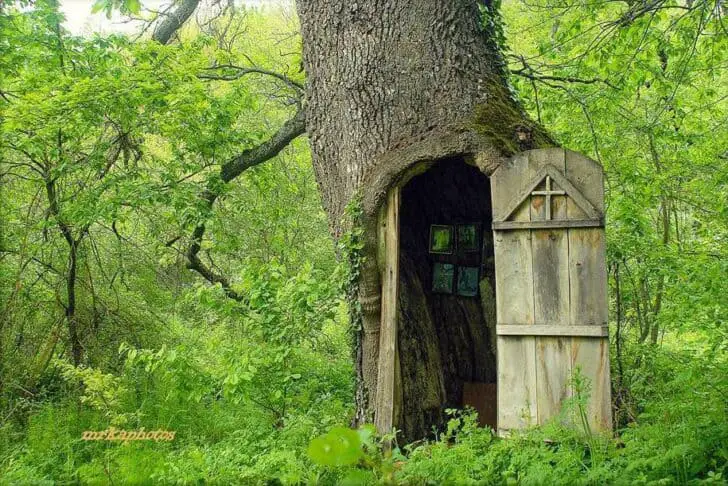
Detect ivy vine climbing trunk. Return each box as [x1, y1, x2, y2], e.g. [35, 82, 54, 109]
[296, 0, 551, 440]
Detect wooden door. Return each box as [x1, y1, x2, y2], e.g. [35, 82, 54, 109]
[491, 148, 612, 435]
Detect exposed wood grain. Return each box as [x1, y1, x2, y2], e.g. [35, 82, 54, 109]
[564, 150, 611, 432]
[493, 151, 538, 433]
[497, 325, 608, 337]
[494, 231, 534, 325]
[568, 229, 608, 326]
[529, 147, 566, 173]
[497, 336, 537, 432]
[492, 153, 530, 222]
[565, 149, 605, 214]
[494, 152, 534, 325]
[531, 231, 568, 325]
[497, 163, 600, 223]
[536, 337, 571, 424]
[532, 175, 571, 424]
[494, 227, 537, 431]
[532, 180, 569, 326]
[375, 187, 401, 434]
[492, 219, 603, 230]
[567, 227, 611, 431]
[493, 148, 611, 434]
[571, 337, 612, 431]
[566, 151, 607, 327]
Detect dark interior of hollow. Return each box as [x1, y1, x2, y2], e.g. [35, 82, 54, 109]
[397, 157, 497, 442]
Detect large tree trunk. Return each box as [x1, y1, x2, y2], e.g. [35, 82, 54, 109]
[297, 0, 549, 440]
[298, 0, 511, 221]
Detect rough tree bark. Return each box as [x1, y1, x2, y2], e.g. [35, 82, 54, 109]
[152, 0, 200, 44]
[296, 0, 551, 439]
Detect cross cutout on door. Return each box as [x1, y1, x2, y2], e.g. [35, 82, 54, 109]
[531, 175, 565, 220]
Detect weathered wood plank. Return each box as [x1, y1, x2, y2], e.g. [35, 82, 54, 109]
[568, 228, 608, 327]
[492, 153, 530, 222]
[493, 151, 540, 434]
[532, 182, 571, 424]
[529, 147, 566, 174]
[494, 230, 533, 325]
[531, 231, 568, 325]
[564, 150, 611, 432]
[492, 219, 603, 230]
[494, 199, 535, 432]
[374, 187, 400, 434]
[536, 337, 571, 424]
[497, 325, 608, 337]
[571, 337, 612, 432]
[565, 149, 605, 214]
[497, 148, 564, 223]
[494, 160, 533, 325]
[493, 148, 612, 435]
[497, 335, 537, 431]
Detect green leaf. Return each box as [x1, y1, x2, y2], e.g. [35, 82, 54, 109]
[90, 0, 108, 14]
[125, 0, 141, 15]
[307, 427, 363, 467]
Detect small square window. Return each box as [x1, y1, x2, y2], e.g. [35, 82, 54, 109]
[456, 266, 480, 297]
[429, 225, 454, 254]
[457, 224, 481, 253]
[432, 263, 455, 294]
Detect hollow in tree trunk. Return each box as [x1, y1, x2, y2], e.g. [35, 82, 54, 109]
[296, 0, 552, 441]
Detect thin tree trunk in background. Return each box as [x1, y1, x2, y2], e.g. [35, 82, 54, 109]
[65, 240, 82, 366]
[44, 166, 83, 367]
[648, 133, 670, 346]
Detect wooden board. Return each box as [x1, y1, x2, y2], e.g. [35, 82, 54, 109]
[565, 149, 605, 214]
[531, 230, 568, 325]
[568, 229, 608, 327]
[495, 170, 537, 432]
[497, 335, 537, 431]
[531, 168, 572, 425]
[568, 229, 611, 432]
[492, 153, 530, 222]
[536, 337, 571, 424]
[565, 153, 611, 431]
[494, 230, 534, 326]
[492, 219, 601, 230]
[529, 147, 565, 174]
[497, 325, 608, 337]
[375, 187, 401, 434]
[571, 337, 612, 431]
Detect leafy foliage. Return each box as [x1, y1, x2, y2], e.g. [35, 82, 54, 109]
[0, 0, 726, 484]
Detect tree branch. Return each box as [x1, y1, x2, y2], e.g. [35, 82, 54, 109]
[220, 108, 306, 182]
[184, 108, 307, 300]
[198, 64, 305, 92]
[510, 60, 619, 90]
[152, 0, 201, 44]
[149, 1, 308, 298]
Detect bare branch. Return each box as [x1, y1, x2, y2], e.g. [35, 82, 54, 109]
[183, 108, 307, 299]
[198, 64, 305, 92]
[510, 57, 620, 90]
[220, 108, 306, 182]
